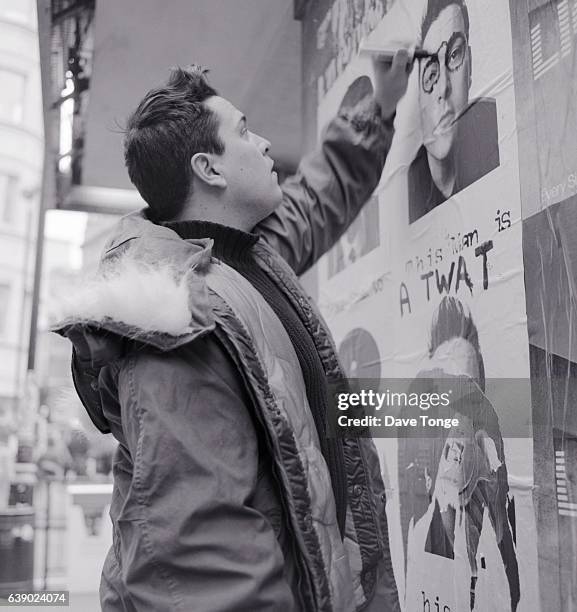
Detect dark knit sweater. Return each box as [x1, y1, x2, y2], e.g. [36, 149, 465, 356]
[164, 220, 347, 537]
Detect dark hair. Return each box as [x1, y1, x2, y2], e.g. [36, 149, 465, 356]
[420, 0, 470, 44]
[429, 296, 485, 390]
[123, 65, 224, 221]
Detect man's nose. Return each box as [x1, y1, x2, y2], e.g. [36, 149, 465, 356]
[251, 132, 271, 155]
[436, 63, 451, 100]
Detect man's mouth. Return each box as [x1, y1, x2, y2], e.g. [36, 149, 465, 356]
[435, 111, 456, 134]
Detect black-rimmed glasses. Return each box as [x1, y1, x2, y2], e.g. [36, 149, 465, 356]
[420, 31, 468, 94]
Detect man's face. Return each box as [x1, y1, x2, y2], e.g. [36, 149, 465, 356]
[430, 337, 480, 501]
[429, 336, 480, 381]
[204, 96, 282, 222]
[437, 414, 475, 498]
[419, 4, 471, 162]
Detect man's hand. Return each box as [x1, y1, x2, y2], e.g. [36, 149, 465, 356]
[372, 49, 412, 120]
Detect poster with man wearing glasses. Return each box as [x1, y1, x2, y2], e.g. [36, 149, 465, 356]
[304, 0, 540, 609]
[408, 0, 500, 224]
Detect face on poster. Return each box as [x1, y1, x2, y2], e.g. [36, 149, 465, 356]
[379, 1, 538, 609]
[370, 0, 527, 381]
[397, 296, 526, 612]
[313, 0, 540, 610]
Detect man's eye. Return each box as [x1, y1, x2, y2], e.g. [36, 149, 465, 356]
[447, 39, 466, 70]
[450, 47, 463, 62]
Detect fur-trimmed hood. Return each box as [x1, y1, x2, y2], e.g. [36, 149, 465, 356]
[52, 210, 218, 366]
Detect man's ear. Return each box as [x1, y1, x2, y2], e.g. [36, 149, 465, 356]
[468, 45, 472, 89]
[190, 152, 227, 189]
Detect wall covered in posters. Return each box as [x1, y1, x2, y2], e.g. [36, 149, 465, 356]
[298, 0, 574, 609]
[510, 0, 577, 610]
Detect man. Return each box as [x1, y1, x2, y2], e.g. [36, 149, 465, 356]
[408, 0, 500, 224]
[54, 53, 410, 611]
[398, 297, 520, 611]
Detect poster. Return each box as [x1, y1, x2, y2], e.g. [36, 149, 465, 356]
[521, 199, 577, 612]
[510, 0, 577, 218]
[304, 0, 541, 609]
[510, 0, 577, 609]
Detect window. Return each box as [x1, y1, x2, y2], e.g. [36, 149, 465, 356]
[0, 0, 32, 24]
[0, 283, 10, 336]
[0, 69, 25, 124]
[0, 173, 16, 224]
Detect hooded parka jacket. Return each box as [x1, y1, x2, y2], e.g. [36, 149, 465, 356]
[54, 104, 401, 612]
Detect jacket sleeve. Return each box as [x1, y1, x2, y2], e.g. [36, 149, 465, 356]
[255, 101, 395, 276]
[114, 334, 296, 612]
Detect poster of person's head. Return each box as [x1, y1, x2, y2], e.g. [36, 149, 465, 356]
[398, 297, 521, 611]
[306, 0, 541, 609]
[350, 0, 513, 227]
[380, 1, 538, 606]
[407, 0, 500, 223]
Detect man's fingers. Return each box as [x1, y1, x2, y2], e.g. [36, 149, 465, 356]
[371, 53, 394, 71]
[372, 46, 413, 115]
[391, 48, 410, 73]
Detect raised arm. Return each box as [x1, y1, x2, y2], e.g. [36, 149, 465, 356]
[256, 50, 410, 275]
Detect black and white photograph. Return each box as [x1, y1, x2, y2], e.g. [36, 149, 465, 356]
[0, 0, 575, 610]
